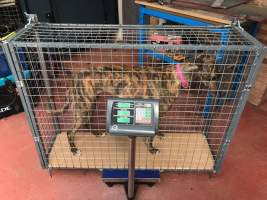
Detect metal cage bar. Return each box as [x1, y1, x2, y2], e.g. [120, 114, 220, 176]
[2, 40, 47, 168]
[214, 46, 267, 171]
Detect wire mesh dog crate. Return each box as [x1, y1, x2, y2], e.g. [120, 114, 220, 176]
[5, 23, 266, 172]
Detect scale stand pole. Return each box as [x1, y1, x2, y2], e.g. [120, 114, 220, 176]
[128, 136, 136, 199]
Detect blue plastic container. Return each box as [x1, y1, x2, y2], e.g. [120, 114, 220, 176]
[0, 48, 12, 78]
[0, 47, 29, 86]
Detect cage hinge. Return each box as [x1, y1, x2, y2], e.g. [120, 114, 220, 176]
[225, 139, 231, 144]
[24, 12, 38, 27]
[34, 136, 40, 142]
[232, 18, 244, 31]
[243, 84, 252, 92]
[16, 81, 24, 88]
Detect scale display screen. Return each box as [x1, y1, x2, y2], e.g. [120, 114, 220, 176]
[106, 98, 159, 136]
[112, 101, 134, 125]
[111, 101, 153, 125]
[135, 103, 152, 125]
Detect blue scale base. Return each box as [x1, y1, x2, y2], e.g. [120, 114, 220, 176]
[102, 169, 160, 182]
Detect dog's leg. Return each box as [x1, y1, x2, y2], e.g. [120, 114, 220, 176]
[157, 132, 165, 140]
[67, 117, 82, 156]
[145, 137, 160, 154]
[88, 98, 106, 137]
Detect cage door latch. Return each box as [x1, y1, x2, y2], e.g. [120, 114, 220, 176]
[16, 81, 24, 88]
[243, 84, 252, 92]
[34, 136, 40, 142]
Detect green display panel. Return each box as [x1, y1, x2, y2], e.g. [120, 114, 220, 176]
[117, 102, 131, 108]
[144, 108, 152, 119]
[117, 110, 130, 116]
[117, 117, 130, 123]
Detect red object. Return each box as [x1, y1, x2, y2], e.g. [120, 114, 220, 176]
[149, 33, 182, 45]
[176, 64, 189, 88]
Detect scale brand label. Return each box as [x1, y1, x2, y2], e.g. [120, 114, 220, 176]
[0, 106, 11, 113]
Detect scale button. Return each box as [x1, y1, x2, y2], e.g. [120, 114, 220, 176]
[112, 125, 118, 130]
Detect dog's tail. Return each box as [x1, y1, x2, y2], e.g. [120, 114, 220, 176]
[45, 88, 71, 116]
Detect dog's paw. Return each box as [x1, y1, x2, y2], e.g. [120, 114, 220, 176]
[95, 132, 106, 137]
[99, 132, 106, 137]
[149, 148, 160, 155]
[159, 136, 165, 140]
[157, 133, 165, 140]
[71, 147, 81, 157]
[74, 149, 81, 157]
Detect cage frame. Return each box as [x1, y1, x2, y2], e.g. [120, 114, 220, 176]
[4, 22, 266, 172]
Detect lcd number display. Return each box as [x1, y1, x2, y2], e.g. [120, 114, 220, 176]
[115, 102, 133, 124]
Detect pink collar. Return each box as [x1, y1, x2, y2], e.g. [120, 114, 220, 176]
[176, 64, 189, 88]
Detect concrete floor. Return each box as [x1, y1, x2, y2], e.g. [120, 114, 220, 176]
[0, 102, 266, 200]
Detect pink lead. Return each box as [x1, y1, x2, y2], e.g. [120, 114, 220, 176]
[176, 64, 189, 88]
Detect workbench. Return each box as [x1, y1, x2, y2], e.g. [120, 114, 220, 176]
[135, 0, 267, 35]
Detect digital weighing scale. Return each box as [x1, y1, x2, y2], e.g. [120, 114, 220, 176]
[105, 98, 160, 200]
[107, 98, 159, 136]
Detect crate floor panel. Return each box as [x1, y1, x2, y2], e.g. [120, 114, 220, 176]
[48, 132, 214, 170]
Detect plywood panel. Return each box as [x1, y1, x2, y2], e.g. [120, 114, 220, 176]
[49, 132, 214, 170]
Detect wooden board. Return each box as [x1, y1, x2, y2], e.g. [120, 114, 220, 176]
[171, 0, 249, 9]
[150, 16, 159, 25]
[254, 0, 267, 7]
[48, 132, 214, 170]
